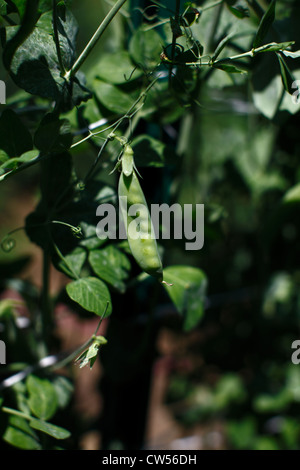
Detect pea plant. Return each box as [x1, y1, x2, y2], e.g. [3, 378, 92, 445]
[0, 0, 299, 450]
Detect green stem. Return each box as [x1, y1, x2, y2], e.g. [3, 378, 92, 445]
[82, 77, 159, 182]
[40, 250, 51, 355]
[65, 0, 128, 80]
[168, 0, 181, 88]
[52, 242, 80, 280]
[2, 406, 34, 422]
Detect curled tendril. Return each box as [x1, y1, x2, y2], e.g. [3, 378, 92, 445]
[72, 226, 83, 239]
[1, 237, 16, 253]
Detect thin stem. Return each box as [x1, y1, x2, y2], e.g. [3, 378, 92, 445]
[65, 0, 128, 80]
[52, 0, 65, 75]
[82, 76, 159, 182]
[168, 0, 181, 88]
[2, 15, 17, 25]
[52, 242, 80, 280]
[40, 250, 51, 354]
[1, 406, 34, 422]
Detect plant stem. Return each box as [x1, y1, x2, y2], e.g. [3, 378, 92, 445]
[1, 406, 34, 422]
[168, 0, 181, 88]
[64, 0, 128, 80]
[40, 250, 51, 355]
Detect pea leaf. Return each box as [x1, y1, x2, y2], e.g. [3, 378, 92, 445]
[0, 150, 39, 175]
[51, 376, 74, 409]
[276, 52, 297, 96]
[254, 42, 295, 54]
[34, 113, 73, 153]
[3, 416, 41, 450]
[93, 80, 134, 114]
[4, 9, 91, 109]
[29, 418, 71, 439]
[131, 135, 173, 167]
[89, 246, 131, 294]
[129, 28, 163, 69]
[0, 109, 32, 157]
[163, 266, 207, 331]
[253, 0, 276, 49]
[227, 4, 249, 19]
[213, 63, 247, 74]
[92, 51, 142, 84]
[0, 0, 7, 15]
[26, 375, 58, 421]
[282, 50, 300, 59]
[58, 246, 87, 279]
[66, 277, 112, 317]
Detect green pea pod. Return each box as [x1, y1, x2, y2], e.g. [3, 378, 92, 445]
[121, 145, 134, 177]
[118, 169, 163, 282]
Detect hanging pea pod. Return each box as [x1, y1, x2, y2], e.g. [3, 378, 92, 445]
[121, 144, 134, 177]
[118, 167, 164, 283]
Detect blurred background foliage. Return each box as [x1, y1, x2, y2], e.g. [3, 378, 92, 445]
[0, 0, 300, 450]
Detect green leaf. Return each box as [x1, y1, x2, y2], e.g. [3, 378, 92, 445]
[0, 150, 9, 164]
[93, 80, 135, 115]
[26, 375, 58, 421]
[0, 0, 7, 15]
[282, 49, 300, 59]
[129, 27, 163, 69]
[227, 4, 249, 19]
[253, 390, 291, 413]
[131, 135, 172, 167]
[3, 416, 41, 450]
[0, 149, 39, 173]
[79, 221, 107, 250]
[163, 266, 207, 331]
[92, 51, 142, 84]
[59, 246, 87, 279]
[51, 376, 74, 409]
[213, 63, 247, 74]
[253, 0, 276, 49]
[2, 0, 40, 69]
[89, 246, 131, 294]
[5, 9, 91, 109]
[0, 109, 32, 157]
[66, 277, 112, 317]
[252, 51, 300, 119]
[34, 113, 73, 153]
[0, 298, 21, 319]
[276, 52, 297, 95]
[254, 42, 295, 54]
[12, 0, 28, 18]
[29, 418, 71, 439]
[282, 183, 300, 205]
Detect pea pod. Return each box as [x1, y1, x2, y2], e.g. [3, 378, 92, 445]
[121, 144, 134, 177]
[118, 169, 163, 282]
